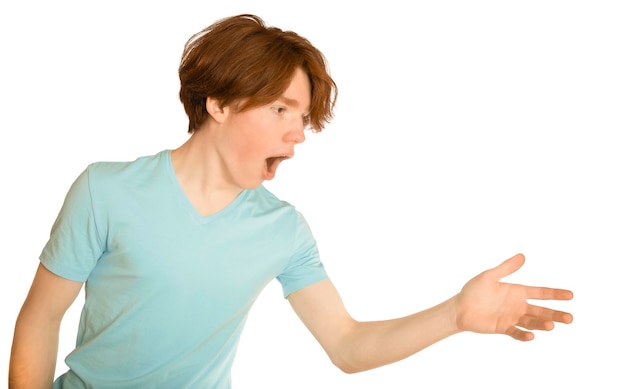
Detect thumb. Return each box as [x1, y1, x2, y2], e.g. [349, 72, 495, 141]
[490, 253, 525, 280]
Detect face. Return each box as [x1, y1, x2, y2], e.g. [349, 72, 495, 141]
[211, 67, 311, 189]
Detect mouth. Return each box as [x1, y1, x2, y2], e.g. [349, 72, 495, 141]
[264, 154, 293, 180]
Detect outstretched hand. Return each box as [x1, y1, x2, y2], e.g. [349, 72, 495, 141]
[454, 253, 573, 341]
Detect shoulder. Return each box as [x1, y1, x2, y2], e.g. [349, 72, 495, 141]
[246, 186, 312, 235]
[248, 185, 290, 209]
[247, 185, 305, 220]
[84, 150, 167, 186]
[87, 150, 166, 178]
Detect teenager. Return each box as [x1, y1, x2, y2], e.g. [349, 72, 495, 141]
[9, 14, 573, 389]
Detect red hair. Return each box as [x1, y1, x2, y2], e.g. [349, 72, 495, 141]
[179, 14, 337, 133]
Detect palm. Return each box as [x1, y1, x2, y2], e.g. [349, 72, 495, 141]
[455, 254, 573, 341]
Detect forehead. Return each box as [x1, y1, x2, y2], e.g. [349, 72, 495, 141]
[279, 68, 311, 110]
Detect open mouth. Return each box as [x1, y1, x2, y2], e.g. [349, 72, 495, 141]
[264, 155, 292, 180]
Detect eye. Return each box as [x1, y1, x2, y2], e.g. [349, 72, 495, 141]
[271, 106, 287, 115]
[302, 114, 311, 128]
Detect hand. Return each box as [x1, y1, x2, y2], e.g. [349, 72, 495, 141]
[454, 253, 573, 341]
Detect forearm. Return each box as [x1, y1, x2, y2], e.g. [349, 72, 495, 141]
[9, 312, 61, 389]
[335, 296, 460, 373]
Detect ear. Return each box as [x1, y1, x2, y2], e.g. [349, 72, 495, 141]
[205, 97, 229, 124]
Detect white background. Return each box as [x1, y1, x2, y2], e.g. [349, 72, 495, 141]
[1, 1, 624, 388]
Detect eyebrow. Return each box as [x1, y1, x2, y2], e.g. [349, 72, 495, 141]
[277, 96, 300, 107]
[277, 96, 310, 112]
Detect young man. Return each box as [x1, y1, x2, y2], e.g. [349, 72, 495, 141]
[9, 14, 573, 389]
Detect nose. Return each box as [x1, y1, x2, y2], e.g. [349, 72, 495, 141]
[286, 120, 306, 144]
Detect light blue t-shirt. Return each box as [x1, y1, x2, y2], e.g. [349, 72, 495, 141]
[41, 150, 328, 388]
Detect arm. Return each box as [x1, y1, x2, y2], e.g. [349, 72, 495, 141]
[288, 253, 573, 374]
[9, 263, 83, 389]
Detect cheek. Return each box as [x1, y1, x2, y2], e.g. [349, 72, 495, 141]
[230, 133, 264, 164]
[226, 113, 272, 163]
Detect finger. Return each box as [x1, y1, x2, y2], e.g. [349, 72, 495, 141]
[517, 314, 555, 331]
[505, 326, 534, 341]
[527, 304, 574, 324]
[490, 253, 525, 280]
[524, 286, 574, 301]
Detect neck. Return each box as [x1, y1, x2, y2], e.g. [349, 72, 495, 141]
[170, 130, 243, 216]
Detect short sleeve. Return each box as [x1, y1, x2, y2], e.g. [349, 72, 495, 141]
[39, 165, 105, 282]
[277, 211, 328, 298]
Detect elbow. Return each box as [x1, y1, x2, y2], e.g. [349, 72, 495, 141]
[329, 352, 369, 374]
[332, 359, 361, 374]
[326, 330, 376, 374]
[324, 319, 378, 374]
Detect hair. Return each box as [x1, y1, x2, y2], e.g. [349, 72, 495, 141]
[179, 14, 337, 133]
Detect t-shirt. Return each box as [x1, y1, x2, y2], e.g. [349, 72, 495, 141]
[41, 150, 328, 388]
